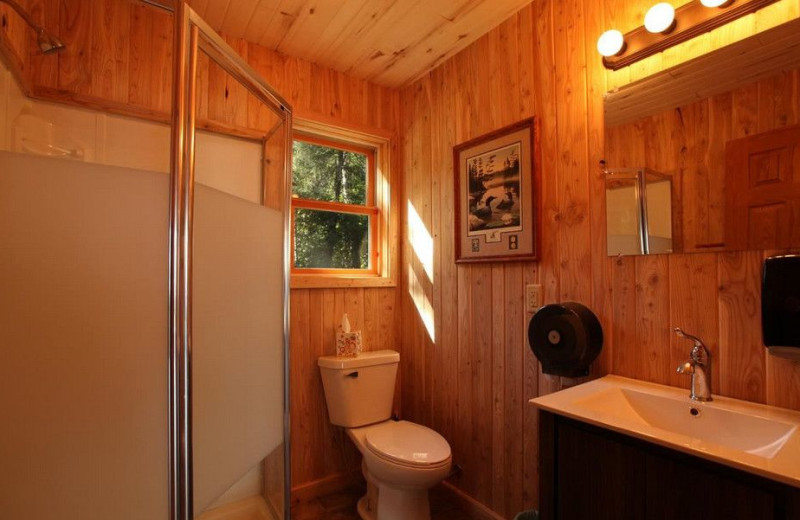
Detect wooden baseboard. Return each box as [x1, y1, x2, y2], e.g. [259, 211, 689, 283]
[292, 472, 508, 520]
[290, 471, 364, 506]
[439, 481, 506, 520]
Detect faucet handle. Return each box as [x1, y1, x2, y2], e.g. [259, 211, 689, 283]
[674, 328, 710, 365]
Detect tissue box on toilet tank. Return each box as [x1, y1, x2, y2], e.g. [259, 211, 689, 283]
[336, 331, 362, 357]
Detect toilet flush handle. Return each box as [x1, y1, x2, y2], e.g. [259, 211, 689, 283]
[346, 371, 359, 378]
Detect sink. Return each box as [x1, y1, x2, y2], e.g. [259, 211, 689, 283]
[531, 375, 800, 487]
[574, 386, 796, 458]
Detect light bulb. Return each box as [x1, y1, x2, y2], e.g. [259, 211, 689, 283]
[597, 30, 625, 57]
[644, 2, 676, 34]
[700, 0, 731, 6]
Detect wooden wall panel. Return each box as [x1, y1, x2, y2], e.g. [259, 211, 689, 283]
[1, 0, 401, 495]
[399, 1, 800, 518]
[718, 251, 766, 403]
[0, 0, 34, 86]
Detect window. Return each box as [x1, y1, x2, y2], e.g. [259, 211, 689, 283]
[290, 119, 394, 288]
[291, 135, 378, 274]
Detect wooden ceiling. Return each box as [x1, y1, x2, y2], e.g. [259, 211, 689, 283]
[186, 0, 533, 87]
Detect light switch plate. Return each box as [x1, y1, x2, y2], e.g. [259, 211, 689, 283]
[526, 284, 542, 313]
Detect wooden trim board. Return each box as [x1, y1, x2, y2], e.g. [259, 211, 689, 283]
[289, 471, 364, 506]
[438, 481, 508, 520]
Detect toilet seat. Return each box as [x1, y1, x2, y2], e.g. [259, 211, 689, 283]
[365, 421, 451, 468]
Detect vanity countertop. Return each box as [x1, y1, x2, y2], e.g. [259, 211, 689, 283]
[531, 375, 800, 488]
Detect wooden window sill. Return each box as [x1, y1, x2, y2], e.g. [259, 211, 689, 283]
[290, 274, 396, 289]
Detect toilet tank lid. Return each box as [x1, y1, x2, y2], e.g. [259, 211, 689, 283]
[318, 350, 399, 369]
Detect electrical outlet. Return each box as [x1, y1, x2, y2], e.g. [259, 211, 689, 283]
[525, 284, 542, 313]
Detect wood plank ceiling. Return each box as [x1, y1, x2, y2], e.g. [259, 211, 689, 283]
[186, 0, 534, 87]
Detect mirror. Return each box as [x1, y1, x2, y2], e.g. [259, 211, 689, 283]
[603, 17, 800, 256]
[606, 168, 674, 256]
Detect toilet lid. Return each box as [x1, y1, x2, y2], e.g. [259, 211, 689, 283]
[365, 421, 451, 467]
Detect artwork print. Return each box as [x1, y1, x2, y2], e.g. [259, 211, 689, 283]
[466, 142, 523, 239]
[454, 118, 539, 263]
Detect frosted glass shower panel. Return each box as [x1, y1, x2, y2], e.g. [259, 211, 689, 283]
[192, 183, 285, 514]
[0, 151, 170, 520]
[190, 35, 289, 519]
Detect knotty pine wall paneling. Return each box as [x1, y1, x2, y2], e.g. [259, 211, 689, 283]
[398, 0, 800, 518]
[0, 0, 401, 495]
[0, 0, 35, 85]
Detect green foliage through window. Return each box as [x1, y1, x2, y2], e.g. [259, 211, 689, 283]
[292, 141, 367, 205]
[292, 139, 372, 270]
[294, 209, 369, 269]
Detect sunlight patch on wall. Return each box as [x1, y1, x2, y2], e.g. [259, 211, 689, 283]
[408, 263, 435, 342]
[407, 200, 434, 282]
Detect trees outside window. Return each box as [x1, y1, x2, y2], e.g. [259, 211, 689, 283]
[291, 136, 379, 274]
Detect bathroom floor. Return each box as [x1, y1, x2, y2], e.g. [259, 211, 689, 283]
[290, 483, 479, 519]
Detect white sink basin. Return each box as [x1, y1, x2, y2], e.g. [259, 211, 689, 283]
[532, 375, 800, 487]
[575, 386, 796, 458]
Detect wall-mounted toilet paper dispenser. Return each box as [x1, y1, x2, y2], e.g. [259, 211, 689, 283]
[527, 302, 603, 377]
[763, 255, 800, 361]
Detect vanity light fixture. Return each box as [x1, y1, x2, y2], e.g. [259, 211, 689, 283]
[597, 30, 625, 57]
[644, 3, 676, 34]
[599, 0, 779, 70]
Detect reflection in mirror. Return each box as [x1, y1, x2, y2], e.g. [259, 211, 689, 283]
[606, 168, 674, 256]
[603, 18, 800, 256]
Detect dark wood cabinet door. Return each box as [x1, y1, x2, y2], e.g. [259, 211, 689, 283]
[541, 413, 800, 520]
[555, 420, 646, 520]
[643, 452, 775, 520]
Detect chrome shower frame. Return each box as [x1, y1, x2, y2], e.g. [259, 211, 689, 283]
[169, 4, 293, 520]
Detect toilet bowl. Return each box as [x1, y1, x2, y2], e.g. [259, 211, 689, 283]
[318, 350, 452, 520]
[348, 420, 451, 520]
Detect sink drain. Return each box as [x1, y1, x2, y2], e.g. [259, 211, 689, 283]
[689, 407, 701, 417]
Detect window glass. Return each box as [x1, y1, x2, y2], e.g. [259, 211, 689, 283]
[293, 208, 369, 269]
[291, 136, 376, 273]
[292, 141, 368, 206]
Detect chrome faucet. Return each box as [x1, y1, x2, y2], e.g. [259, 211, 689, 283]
[674, 328, 712, 402]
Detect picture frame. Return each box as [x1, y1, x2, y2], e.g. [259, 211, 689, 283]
[453, 118, 539, 263]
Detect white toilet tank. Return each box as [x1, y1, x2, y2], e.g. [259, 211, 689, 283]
[318, 350, 400, 428]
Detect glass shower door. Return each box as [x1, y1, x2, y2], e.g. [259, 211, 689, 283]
[169, 6, 292, 520]
[192, 128, 288, 519]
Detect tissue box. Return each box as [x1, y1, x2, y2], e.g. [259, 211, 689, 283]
[336, 331, 362, 357]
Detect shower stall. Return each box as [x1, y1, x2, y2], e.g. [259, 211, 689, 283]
[0, 3, 291, 520]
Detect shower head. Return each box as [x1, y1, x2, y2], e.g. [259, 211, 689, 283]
[36, 28, 65, 54]
[1, 0, 65, 54]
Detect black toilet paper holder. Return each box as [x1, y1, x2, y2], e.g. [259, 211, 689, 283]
[527, 302, 604, 377]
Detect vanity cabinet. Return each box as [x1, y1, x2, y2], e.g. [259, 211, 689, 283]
[539, 412, 800, 520]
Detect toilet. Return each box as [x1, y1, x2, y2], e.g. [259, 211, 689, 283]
[318, 350, 452, 520]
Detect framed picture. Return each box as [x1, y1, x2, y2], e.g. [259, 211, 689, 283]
[454, 118, 539, 263]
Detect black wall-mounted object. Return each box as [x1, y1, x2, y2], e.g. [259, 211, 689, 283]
[762, 255, 800, 360]
[527, 302, 603, 377]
